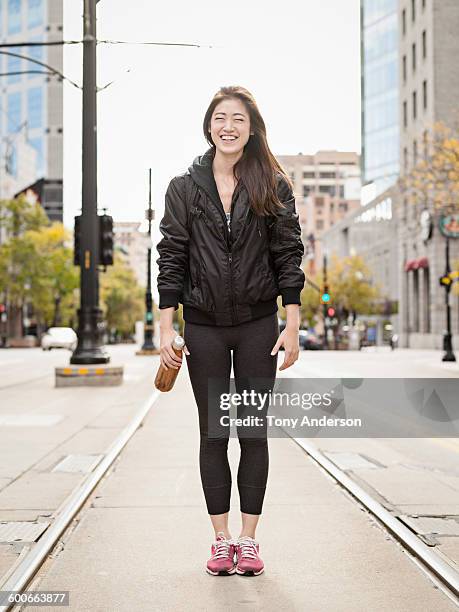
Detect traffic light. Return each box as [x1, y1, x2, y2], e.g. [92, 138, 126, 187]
[74, 215, 82, 266]
[439, 274, 452, 287]
[327, 307, 335, 317]
[99, 214, 114, 266]
[321, 285, 331, 304]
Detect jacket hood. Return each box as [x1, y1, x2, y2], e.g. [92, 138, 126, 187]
[188, 147, 221, 206]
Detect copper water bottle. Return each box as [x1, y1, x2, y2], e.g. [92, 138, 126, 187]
[154, 335, 185, 392]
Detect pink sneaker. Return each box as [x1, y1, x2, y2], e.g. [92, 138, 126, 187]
[206, 532, 236, 576]
[235, 536, 264, 576]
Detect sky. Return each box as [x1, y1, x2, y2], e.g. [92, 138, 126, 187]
[62, 0, 362, 236]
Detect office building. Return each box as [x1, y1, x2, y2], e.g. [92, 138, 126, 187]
[361, 0, 400, 198]
[277, 151, 361, 275]
[397, 0, 459, 348]
[114, 222, 151, 288]
[0, 0, 63, 220]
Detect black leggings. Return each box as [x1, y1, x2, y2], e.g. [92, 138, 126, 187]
[184, 313, 279, 515]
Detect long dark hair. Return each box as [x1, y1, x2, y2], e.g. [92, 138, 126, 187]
[203, 86, 293, 216]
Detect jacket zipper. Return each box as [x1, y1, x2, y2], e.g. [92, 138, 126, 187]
[228, 253, 236, 324]
[227, 184, 242, 324]
[196, 183, 241, 324]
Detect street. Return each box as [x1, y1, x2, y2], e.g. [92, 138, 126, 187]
[0, 346, 458, 610]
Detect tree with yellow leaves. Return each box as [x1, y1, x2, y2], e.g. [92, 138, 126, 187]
[400, 120, 459, 216]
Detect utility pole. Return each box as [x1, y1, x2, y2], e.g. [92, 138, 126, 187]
[70, 0, 109, 364]
[140, 168, 157, 353]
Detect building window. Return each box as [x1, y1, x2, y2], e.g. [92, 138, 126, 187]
[319, 185, 335, 196]
[402, 9, 406, 35]
[412, 43, 416, 72]
[8, 0, 22, 35]
[303, 171, 315, 178]
[27, 38, 44, 79]
[7, 54, 21, 84]
[339, 202, 348, 213]
[29, 136, 44, 175]
[5, 142, 18, 177]
[28, 0, 43, 29]
[422, 0, 426, 9]
[339, 185, 345, 198]
[423, 129, 428, 156]
[403, 100, 408, 127]
[413, 139, 418, 164]
[27, 87, 43, 129]
[316, 220, 324, 230]
[303, 185, 311, 197]
[423, 80, 427, 110]
[7, 92, 21, 133]
[412, 90, 417, 120]
[404, 147, 408, 170]
[402, 55, 407, 83]
[411, 0, 416, 22]
[422, 30, 427, 58]
[319, 172, 335, 179]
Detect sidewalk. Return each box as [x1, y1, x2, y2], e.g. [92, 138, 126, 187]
[0, 346, 159, 581]
[28, 365, 457, 611]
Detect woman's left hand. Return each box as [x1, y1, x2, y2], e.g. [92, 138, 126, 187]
[270, 327, 299, 371]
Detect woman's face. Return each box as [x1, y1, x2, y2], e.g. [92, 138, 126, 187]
[208, 97, 252, 156]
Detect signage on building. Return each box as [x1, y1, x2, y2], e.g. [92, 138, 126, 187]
[439, 214, 459, 239]
[420, 209, 433, 243]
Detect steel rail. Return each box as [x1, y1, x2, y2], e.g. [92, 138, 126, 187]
[289, 434, 459, 603]
[0, 390, 160, 612]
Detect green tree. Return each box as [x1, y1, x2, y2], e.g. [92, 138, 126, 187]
[328, 254, 381, 319]
[100, 254, 144, 340]
[25, 223, 79, 331]
[299, 274, 323, 328]
[0, 196, 50, 338]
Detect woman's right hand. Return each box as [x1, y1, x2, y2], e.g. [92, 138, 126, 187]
[160, 327, 190, 370]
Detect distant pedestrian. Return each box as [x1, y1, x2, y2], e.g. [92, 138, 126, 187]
[156, 86, 304, 576]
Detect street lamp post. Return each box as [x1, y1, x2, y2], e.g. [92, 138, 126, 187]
[70, 0, 109, 364]
[141, 168, 156, 352]
[442, 236, 456, 362]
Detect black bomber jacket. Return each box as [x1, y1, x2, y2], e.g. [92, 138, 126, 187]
[156, 148, 305, 326]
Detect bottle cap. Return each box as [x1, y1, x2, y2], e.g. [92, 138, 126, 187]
[172, 335, 185, 349]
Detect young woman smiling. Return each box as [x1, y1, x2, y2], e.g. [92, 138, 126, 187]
[157, 86, 304, 576]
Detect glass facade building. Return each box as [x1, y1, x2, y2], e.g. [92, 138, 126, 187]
[361, 0, 400, 197]
[0, 0, 47, 180]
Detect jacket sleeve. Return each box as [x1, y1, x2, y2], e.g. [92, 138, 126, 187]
[156, 175, 189, 310]
[269, 175, 305, 306]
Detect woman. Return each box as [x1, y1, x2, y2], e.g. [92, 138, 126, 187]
[156, 86, 305, 576]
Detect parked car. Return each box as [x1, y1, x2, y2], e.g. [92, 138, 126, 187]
[298, 330, 323, 350]
[41, 327, 77, 351]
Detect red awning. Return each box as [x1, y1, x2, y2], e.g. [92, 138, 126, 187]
[417, 256, 429, 269]
[405, 257, 429, 272]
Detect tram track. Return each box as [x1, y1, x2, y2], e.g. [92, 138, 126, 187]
[286, 434, 459, 607]
[1, 385, 458, 609]
[0, 390, 160, 612]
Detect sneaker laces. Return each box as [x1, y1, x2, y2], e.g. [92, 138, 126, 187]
[212, 532, 232, 560]
[237, 536, 258, 560]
